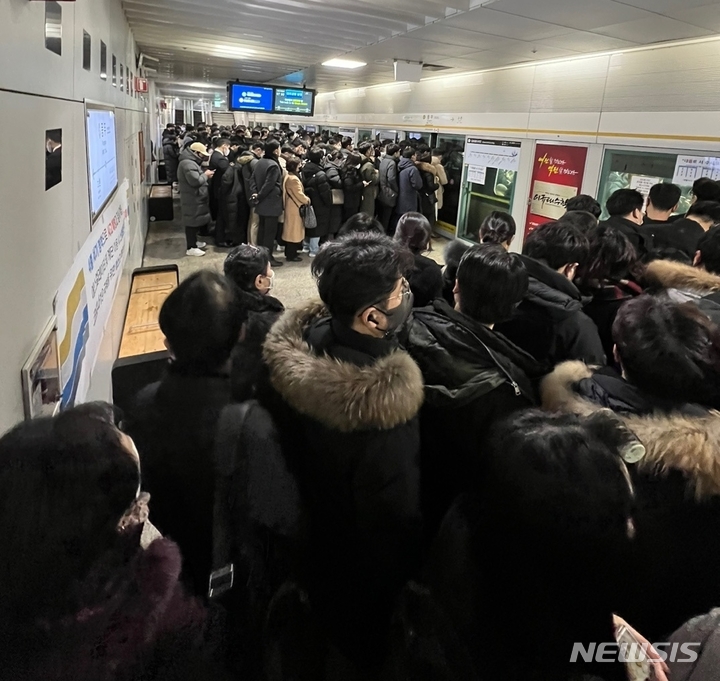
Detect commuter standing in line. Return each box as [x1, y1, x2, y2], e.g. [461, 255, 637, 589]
[359, 142, 379, 218]
[378, 144, 401, 234]
[209, 138, 234, 247]
[302, 147, 333, 256]
[431, 148, 449, 214]
[324, 149, 345, 239]
[162, 129, 179, 188]
[241, 141, 264, 245]
[643, 182, 682, 226]
[394, 148, 423, 233]
[416, 150, 440, 227]
[177, 142, 213, 257]
[341, 152, 364, 224]
[601, 188, 653, 259]
[250, 139, 284, 267]
[282, 157, 310, 262]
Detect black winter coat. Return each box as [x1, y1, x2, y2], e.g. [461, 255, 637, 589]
[495, 255, 606, 366]
[250, 157, 283, 217]
[177, 148, 211, 228]
[396, 157, 423, 215]
[405, 299, 543, 539]
[542, 361, 720, 641]
[300, 162, 333, 238]
[220, 164, 248, 243]
[125, 367, 233, 597]
[324, 161, 344, 234]
[407, 253, 444, 308]
[163, 137, 179, 181]
[600, 215, 654, 259]
[646, 218, 706, 259]
[262, 302, 424, 668]
[238, 151, 259, 203]
[208, 150, 230, 215]
[341, 164, 364, 217]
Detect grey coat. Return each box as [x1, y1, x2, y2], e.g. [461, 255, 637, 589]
[360, 159, 379, 216]
[396, 157, 423, 215]
[177, 148, 210, 228]
[250, 157, 283, 217]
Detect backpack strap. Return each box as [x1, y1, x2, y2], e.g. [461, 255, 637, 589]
[208, 401, 253, 600]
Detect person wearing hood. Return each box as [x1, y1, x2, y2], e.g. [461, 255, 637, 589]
[405, 244, 546, 540]
[644, 226, 720, 326]
[177, 142, 214, 257]
[541, 294, 720, 639]
[262, 232, 423, 671]
[323, 150, 346, 238]
[416, 150, 440, 226]
[162, 131, 179, 186]
[301, 147, 333, 256]
[394, 148, 423, 229]
[495, 221, 606, 366]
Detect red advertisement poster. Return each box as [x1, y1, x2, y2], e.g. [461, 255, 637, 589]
[525, 144, 588, 237]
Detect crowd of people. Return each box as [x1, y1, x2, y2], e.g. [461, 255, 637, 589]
[3, 168, 720, 681]
[161, 123, 449, 261]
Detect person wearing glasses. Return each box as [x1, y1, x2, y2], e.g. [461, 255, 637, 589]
[262, 232, 423, 672]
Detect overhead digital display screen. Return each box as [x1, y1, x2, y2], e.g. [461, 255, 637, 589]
[274, 87, 315, 116]
[228, 83, 275, 112]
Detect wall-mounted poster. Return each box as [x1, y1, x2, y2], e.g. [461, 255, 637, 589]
[525, 143, 588, 236]
[21, 318, 62, 420]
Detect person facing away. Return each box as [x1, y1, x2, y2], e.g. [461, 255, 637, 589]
[177, 142, 214, 257]
[125, 271, 247, 597]
[651, 200, 720, 259]
[423, 410, 635, 681]
[478, 210, 516, 249]
[495, 221, 606, 366]
[440, 238, 472, 306]
[601, 188, 654, 259]
[261, 232, 424, 669]
[565, 193, 602, 218]
[301, 147, 333, 256]
[208, 137, 234, 247]
[377, 144, 401, 234]
[415, 150, 440, 226]
[643, 182, 681, 226]
[249, 139, 284, 266]
[393, 211, 443, 307]
[395, 147, 423, 222]
[404, 244, 546, 541]
[0, 402, 222, 681]
[359, 141, 379, 217]
[162, 132, 179, 186]
[281, 157, 311, 262]
[341, 151, 364, 223]
[644, 226, 720, 326]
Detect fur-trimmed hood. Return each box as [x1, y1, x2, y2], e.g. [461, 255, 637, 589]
[263, 302, 425, 433]
[645, 260, 720, 295]
[416, 161, 438, 176]
[541, 361, 720, 500]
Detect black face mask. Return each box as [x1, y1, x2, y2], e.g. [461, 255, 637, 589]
[374, 290, 414, 338]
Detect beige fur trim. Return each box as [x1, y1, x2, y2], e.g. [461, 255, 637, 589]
[645, 260, 720, 294]
[541, 361, 720, 500]
[263, 301, 424, 433]
[416, 162, 438, 176]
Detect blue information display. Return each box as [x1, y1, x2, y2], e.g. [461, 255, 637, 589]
[274, 87, 315, 116]
[228, 83, 275, 112]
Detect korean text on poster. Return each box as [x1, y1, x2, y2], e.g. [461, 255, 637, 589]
[464, 138, 521, 173]
[672, 155, 720, 185]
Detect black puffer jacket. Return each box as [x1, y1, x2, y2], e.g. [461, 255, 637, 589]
[407, 254, 444, 308]
[405, 299, 544, 538]
[496, 255, 606, 366]
[177, 148, 211, 228]
[220, 164, 248, 243]
[301, 162, 333, 238]
[600, 215, 654, 259]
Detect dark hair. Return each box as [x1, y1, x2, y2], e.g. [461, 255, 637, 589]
[306, 146, 324, 164]
[338, 212, 384, 237]
[214, 137, 231, 148]
[613, 294, 720, 406]
[286, 157, 301, 174]
[395, 212, 432, 253]
[159, 270, 246, 373]
[693, 177, 720, 203]
[456, 245, 528, 323]
[648, 183, 681, 211]
[646, 247, 693, 266]
[263, 139, 281, 158]
[311, 232, 414, 325]
[387, 144, 401, 156]
[557, 210, 599, 234]
[345, 152, 362, 167]
[416, 150, 432, 164]
[579, 225, 637, 282]
[443, 239, 471, 282]
[565, 194, 602, 218]
[523, 221, 589, 270]
[479, 211, 516, 245]
[0, 403, 139, 629]
[402, 148, 416, 159]
[251, 140, 264, 152]
[687, 200, 720, 225]
[46, 129, 62, 144]
[606, 188, 644, 218]
[224, 243, 270, 292]
[697, 226, 720, 275]
[358, 141, 373, 156]
[341, 137, 353, 149]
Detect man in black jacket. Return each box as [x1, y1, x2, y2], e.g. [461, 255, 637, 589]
[262, 232, 423, 670]
[404, 244, 546, 540]
[496, 221, 605, 366]
[249, 139, 284, 266]
[125, 271, 247, 597]
[649, 201, 720, 259]
[601, 188, 653, 258]
[209, 138, 233, 246]
[240, 141, 264, 245]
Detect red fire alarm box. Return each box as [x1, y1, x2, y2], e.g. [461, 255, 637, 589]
[135, 78, 149, 93]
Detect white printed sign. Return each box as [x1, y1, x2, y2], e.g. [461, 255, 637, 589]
[629, 175, 662, 198]
[673, 155, 720, 185]
[467, 165, 487, 185]
[55, 181, 130, 407]
[465, 137, 521, 173]
[530, 180, 578, 221]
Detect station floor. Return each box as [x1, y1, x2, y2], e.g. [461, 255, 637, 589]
[142, 200, 447, 308]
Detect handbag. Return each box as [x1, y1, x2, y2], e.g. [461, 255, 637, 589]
[299, 204, 317, 230]
[331, 188, 344, 205]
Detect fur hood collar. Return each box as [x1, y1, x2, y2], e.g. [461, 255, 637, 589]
[417, 161, 438, 175]
[263, 302, 424, 432]
[541, 362, 720, 500]
[645, 259, 720, 295]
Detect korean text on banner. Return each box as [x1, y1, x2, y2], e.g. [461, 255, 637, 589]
[464, 138, 521, 173]
[672, 155, 720, 185]
[525, 144, 588, 236]
[55, 180, 130, 407]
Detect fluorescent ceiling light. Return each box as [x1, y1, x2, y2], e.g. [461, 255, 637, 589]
[322, 58, 366, 69]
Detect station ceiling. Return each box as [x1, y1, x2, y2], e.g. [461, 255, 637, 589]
[122, 0, 720, 100]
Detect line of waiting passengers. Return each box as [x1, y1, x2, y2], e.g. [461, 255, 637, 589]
[2, 177, 720, 681]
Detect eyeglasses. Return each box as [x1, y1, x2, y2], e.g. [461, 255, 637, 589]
[385, 278, 411, 304]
